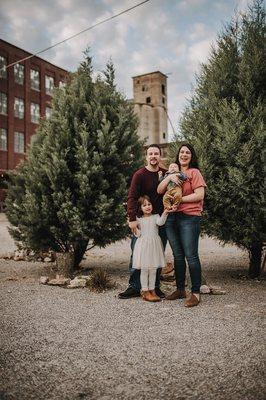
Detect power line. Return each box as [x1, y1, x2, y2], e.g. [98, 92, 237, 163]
[3, 0, 151, 70]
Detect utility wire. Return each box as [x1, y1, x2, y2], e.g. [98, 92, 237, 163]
[3, 0, 151, 70]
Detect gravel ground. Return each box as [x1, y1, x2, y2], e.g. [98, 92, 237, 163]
[0, 214, 265, 400]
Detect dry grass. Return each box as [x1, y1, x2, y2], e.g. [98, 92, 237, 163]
[87, 268, 116, 292]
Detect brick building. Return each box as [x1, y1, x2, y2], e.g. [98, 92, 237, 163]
[0, 39, 69, 176]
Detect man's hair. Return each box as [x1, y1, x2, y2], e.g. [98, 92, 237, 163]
[146, 144, 161, 155]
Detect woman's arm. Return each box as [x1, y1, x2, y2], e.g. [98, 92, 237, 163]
[157, 174, 181, 194]
[181, 187, 205, 203]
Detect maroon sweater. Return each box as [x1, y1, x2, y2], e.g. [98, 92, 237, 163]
[127, 167, 167, 222]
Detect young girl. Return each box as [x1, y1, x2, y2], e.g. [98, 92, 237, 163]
[132, 195, 168, 302]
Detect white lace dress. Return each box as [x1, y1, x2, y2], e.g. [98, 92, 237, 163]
[132, 213, 167, 270]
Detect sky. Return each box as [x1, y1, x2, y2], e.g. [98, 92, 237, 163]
[1, 0, 251, 140]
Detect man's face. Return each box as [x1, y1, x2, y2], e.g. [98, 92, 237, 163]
[146, 147, 161, 168]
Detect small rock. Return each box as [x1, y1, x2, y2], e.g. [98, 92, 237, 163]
[47, 277, 70, 286]
[37, 258, 43, 262]
[67, 277, 87, 288]
[44, 257, 52, 263]
[39, 276, 49, 285]
[210, 286, 226, 295]
[200, 285, 211, 294]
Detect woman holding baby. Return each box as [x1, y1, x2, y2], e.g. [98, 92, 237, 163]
[158, 143, 206, 307]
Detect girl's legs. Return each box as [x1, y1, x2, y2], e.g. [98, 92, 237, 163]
[140, 269, 149, 291]
[147, 269, 157, 290]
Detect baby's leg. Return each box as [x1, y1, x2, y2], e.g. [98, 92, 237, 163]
[171, 187, 182, 207]
[163, 192, 172, 209]
[140, 269, 149, 291]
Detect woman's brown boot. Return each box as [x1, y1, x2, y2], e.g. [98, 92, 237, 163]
[141, 290, 149, 301]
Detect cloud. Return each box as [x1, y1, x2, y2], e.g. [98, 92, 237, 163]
[0, 0, 251, 140]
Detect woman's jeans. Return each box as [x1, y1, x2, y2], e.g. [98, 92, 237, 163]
[128, 226, 167, 292]
[165, 212, 202, 293]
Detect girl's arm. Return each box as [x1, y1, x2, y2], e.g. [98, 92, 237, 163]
[156, 210, 169, 226]
[181, 187, 205, 203]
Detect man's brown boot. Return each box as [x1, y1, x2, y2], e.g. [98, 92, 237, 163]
[185, 294, 200, 307]
[147, 290, 161, 302]
[166, 289, 187, 300]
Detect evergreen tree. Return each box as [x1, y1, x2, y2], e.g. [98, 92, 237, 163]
[176, 0, 265, 277]
[6, 50, 143, 269]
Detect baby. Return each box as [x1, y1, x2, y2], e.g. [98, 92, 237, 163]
[159, 163, 187, 210]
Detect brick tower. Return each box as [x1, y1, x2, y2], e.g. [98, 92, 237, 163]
[132, 71, 168, 145]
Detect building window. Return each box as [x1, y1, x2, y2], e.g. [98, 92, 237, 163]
[163, 132, 166, 139]
[59, 80, 66, 89]
[0, 128, 7, 150]
[0, 92, 7, 115]
[162, 84, 165, 95]
[14, 131, 24, 154]
[14, 97, 24, 119]
[0, 56, 7, 79]
[30, 69, 40, 91]
[31, 103, 40, 123]
[146, 97, 151, 104]
[45, 75, 54, 96]
[142, 85, 148, 92]
[45, 106, 52, 119]
[162, 97, 165, 104]
[14, 63, 24, 85]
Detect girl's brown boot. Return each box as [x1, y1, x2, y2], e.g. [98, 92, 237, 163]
[148, 290, 161, 302]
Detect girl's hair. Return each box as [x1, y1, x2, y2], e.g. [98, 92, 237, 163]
[137, 195, 152, 217]
[175, 142, 199, 170]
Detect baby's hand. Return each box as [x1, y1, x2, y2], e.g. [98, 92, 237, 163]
[158, 171, 163, 179]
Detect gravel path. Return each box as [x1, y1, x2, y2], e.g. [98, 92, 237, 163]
[0, 214, 265, 400]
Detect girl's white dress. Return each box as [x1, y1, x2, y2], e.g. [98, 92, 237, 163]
[132, 213, 167, 270]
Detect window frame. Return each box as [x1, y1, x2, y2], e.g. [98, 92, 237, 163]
[0, 128, 7, 151]
[0, 92, 7, 115]
[14, 97, 24, 119]
[14, 131, 25, 154]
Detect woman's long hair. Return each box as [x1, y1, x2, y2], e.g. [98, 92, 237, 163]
[175, 143, 199, 170]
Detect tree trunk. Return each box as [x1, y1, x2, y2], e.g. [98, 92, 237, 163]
[55, 252, 74, 278]
[248, 241, 262, 278]
[73, 240, 89, 270]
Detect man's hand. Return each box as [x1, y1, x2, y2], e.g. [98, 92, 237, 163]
[129, 220, 139, 235]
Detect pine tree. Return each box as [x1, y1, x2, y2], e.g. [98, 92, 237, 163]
[6, 50, 143, 269]
[176, 0, 265, 277]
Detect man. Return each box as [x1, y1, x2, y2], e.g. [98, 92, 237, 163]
[118, 144, 167, 299]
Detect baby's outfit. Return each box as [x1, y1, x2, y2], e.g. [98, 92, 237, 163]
[132, 213, 167, 290]
[160, 171, 187, 209]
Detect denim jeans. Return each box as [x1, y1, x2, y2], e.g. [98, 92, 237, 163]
[165, 212, 202, 293]
[128, 225, 167, 292]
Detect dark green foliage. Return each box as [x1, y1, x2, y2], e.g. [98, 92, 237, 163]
[175, 0, 265, 277]
[6, 50, 143, 268]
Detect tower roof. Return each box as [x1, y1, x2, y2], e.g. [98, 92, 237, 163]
[132, 71, 168, 79]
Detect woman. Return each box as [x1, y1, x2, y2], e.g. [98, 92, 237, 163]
[157, 143, 206, 307]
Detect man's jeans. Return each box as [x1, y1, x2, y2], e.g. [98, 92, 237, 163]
[165, 213, 202, 293]
[128, 225, 167, 292]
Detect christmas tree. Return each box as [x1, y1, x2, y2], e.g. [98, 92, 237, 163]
[175, 0, 265, 277]
[6, 50, 143, 269]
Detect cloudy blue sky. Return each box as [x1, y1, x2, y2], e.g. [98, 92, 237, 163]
[1, 0, 251, 139]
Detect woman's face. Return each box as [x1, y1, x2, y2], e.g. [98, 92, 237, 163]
[178, 146, 192, 168]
